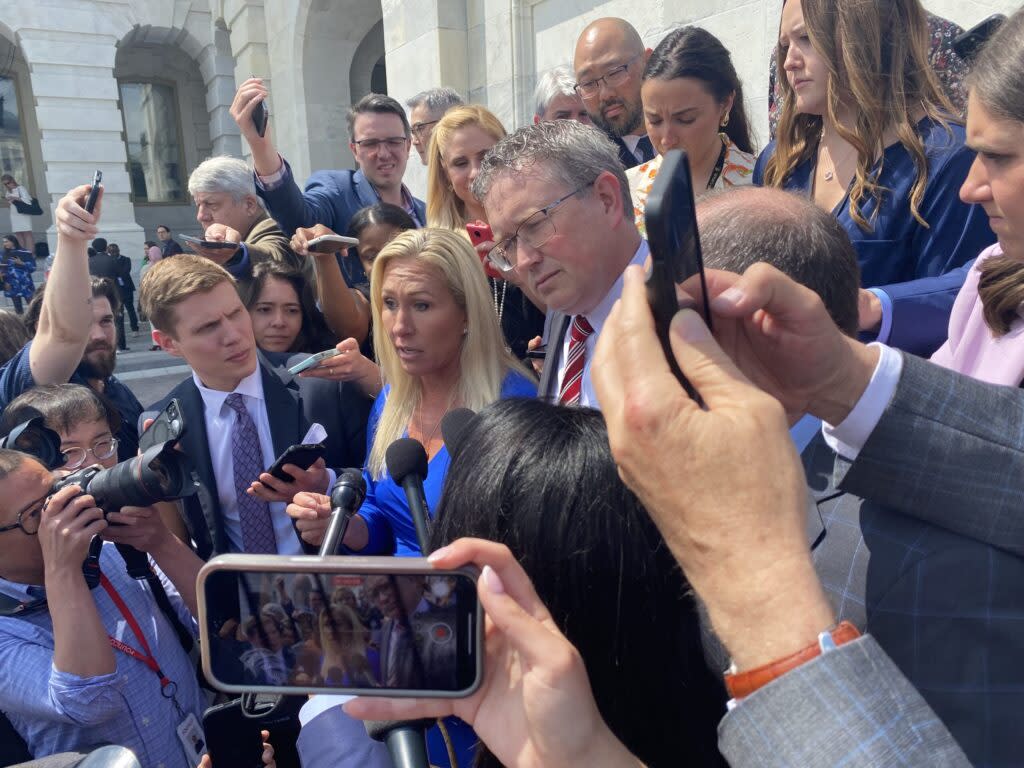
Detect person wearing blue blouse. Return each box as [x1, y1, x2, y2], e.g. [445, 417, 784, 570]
[756, 0, 996, 356]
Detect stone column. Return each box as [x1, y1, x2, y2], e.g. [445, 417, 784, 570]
[17, 17, 144, 260]
[197, 23, 243, 158]
[382, 0, 471, 198]
[223, 0, 272, 164]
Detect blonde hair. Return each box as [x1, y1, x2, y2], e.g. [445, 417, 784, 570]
[319, 604, 375, 685]
[139, 254, 234, 334]
[764, 0, 955, 231]
[367, 228, 529, 477]
[426, 106, 506, 231]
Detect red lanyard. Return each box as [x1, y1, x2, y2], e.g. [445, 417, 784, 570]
[100, 575, 174, 692]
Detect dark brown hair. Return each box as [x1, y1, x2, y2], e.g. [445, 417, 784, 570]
[977, 256, 1024, 336]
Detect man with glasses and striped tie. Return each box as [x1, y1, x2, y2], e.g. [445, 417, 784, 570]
[473, 120, 647, 408]
[574, 17, 655, 170]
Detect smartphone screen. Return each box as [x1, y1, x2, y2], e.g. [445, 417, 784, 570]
[643, 149, 710, 400]
[199, 560, 482, 697]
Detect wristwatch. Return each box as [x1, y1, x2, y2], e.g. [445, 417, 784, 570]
[724, 621, 861, 699]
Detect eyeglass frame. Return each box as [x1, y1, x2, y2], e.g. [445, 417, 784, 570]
[488, 181, 595, 272]
[60, 437, 119, 471]
[573, 52, 643, 99]
[0, 494, 45, 536]
[410, 120, 439, 139]
[351, 136, 410, 152]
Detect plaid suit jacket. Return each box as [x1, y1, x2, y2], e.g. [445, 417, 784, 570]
[719, 636, 968, 767]
[804, 425, 1024, 767]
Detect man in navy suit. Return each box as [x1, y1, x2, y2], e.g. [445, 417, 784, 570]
[139, 255, 371, 559]
[230, 82, 425, 286]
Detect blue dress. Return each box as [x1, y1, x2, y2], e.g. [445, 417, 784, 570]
[355, 370, 537, 557]
[753, 118, 995, 355]
[1, 249, 35, 299]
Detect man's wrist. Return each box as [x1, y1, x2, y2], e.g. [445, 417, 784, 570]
[698, 552, 835, 672]
[809, 339, 879, 426]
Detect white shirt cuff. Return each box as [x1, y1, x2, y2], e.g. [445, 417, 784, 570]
[822, 343, 903, 461]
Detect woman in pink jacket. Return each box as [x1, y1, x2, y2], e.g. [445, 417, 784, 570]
[930, 10, 1024, 386]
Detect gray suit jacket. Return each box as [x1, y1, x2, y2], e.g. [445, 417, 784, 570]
[537, 312, 568, 403]
[719, 636, 969, 767]
[838, 352, 1024, 556]
[805, 433, 1024, 766]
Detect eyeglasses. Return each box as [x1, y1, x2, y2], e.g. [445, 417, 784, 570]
[488, 182, 594, 272]
[410, 121, 439, 139]
[352, 137, 409, 152]
[574, 53, 642, 99]
[60, 438, 119, 470]
[0, 497, 44, 536]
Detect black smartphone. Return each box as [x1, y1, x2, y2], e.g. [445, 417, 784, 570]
[197, 555, 484, 697]
[139, 398, 185, 453]
[266, 443, 326, 481]
[524, 345, 547, 360]
[84, 170, 102, 213]
[953, 14, 1006, 62]
[643, 149, 711, 400]
[202, 700, 264, 768]
[253, 100, 268, 138]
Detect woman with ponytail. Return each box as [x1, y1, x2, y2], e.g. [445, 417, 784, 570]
[930, 9, 1024, 386]
[628, 26, 755, 235]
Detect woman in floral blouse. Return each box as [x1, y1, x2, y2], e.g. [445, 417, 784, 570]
[627, 26, 756, 236]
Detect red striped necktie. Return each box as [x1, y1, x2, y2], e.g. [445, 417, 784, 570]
[558, 315, 594, 406]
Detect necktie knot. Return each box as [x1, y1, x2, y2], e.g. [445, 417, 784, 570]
[569, 315, 594, 343]
[226, 392, 246, 415]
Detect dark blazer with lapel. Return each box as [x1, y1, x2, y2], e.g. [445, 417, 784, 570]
[537, 312, 569, 403]
[144, 355, 372, 559]
[611, 135, 642, 170]
[804, 432, 1024, 766]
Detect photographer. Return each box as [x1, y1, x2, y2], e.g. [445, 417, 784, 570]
[0, 444, 206, 766]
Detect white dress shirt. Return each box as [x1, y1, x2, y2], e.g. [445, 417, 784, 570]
[192, 367, 303, 555]
[553, 240, 649, 409]
[822, 343, 904, 461]
[620, 134, 645, 163]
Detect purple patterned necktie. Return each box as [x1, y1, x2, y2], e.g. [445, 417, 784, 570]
[226, 393, 276, 553]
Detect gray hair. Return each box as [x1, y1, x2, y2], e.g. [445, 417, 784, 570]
[347, 93, 411, 140]
[968, 9, 1024, 123]
[472, 120, 630, 211]
[533, 65, 577, 118]
[405, 87, 464, 117]
[698, 187, 860, 336]
[188, 156, 261, 205]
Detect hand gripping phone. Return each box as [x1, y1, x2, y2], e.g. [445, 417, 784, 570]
[84, 170, 102, 213]
[197, 554, 484, 698]
[266, 443, 327, 482]
[139, 398, 185, 453]
[307, 234, 360, 254]
[643, 149, 711, 401]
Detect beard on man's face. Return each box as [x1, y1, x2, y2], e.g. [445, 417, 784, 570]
[79, 341, 116, 380]
[590, 96, 644, 139]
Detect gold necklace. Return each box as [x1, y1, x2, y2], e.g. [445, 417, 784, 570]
[413, 384, 459, 448]
[819, 131, 857, 183]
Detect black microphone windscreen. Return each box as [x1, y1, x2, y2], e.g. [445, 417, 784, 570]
[386, 438, 429, 484]
[440, 408, 476, 457]
[330, 467, 366, 509]
[363, 719, 437, 742]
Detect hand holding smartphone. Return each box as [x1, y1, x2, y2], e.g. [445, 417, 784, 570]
[306, 234, 359, 254]
[643, 150, 711, 401]
[287, 348, 342, 375]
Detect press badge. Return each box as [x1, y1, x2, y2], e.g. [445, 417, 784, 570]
[177, 712, 207, 765]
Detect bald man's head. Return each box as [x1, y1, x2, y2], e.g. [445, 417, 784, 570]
[696, 187, 861, 336]
[574, 17, 648, 139]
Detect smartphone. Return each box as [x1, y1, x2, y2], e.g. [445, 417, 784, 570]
[253, 99, 269, 138]
[139, 398, 185, 453]
[202, 700, 263, 768]
[524, 345, 547, 360]
[306, 234, 360, 254]
[643, 149, 711, 400]
[466, 223, 493, 247]
[266, 443, 326, 481]
[287, 348, 342, 376]
[84, 170, 102, 214]
[197, 554, 484, 697]
[953, 14, 1006, 62]
[181, 234, 240, 250]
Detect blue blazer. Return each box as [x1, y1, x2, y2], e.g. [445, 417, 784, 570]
[754, 118, 995, 356]
[255, 160, 426, 284]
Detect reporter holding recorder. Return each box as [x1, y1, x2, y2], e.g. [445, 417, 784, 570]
[343, 269, 969, 767]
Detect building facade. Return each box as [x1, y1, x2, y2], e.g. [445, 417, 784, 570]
[0, 0, 1016, 269]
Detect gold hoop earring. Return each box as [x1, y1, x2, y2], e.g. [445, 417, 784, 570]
[720, 113, 730, 129]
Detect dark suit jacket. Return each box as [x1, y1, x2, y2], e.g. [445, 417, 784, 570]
[804, 433, 1024, 766]
[88, 250, 126, 301]
[115, 254, 135, 294]
[144, 356, 372, 559]
[537, 312, 569, 402]
[255, 160, 426, 286]
[611, 135, 643, 170]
